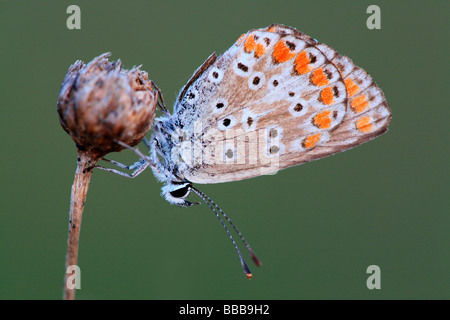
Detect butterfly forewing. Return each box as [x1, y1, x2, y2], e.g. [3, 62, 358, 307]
[169, 24, 391, 184]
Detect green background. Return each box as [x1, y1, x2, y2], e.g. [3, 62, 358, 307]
[0, 0, 448, 299]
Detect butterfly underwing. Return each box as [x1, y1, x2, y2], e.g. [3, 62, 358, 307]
[150, 24, 391, 205]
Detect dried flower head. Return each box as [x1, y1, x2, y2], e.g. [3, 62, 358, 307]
[57, 52, 158, 158]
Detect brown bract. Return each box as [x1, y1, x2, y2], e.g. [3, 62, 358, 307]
[57, 52, 158, 158]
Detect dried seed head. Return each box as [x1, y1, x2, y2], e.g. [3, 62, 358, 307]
[57, 53, 158, 158]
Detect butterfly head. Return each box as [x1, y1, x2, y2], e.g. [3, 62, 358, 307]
[161, 181, 199, 207]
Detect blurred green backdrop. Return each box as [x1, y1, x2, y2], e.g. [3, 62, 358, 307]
[0, 0, 448, 299]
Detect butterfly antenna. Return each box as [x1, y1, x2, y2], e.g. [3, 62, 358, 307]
[191, 187, 262, 268]
[150, 80, 169, 114]
[190, 187, 253, 279]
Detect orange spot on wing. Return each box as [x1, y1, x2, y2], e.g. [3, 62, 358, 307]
[244, 35, 256, 52]
[294, 51, 311, 74]
[273, 40, 296, 63]
[320, 87, 335, 105]
[344, 78, 360, 97]
[311, 67, 329, 86]
[267, 26, 275, 32]
[255, 43, 266, 57]
[355, 116, 373, 133]
[351, 94, 369, 113]
[303, 133, 321, 149]
[313, 110, 332, 129]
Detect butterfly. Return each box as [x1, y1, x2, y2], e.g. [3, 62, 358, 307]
[97, 24, 391, 278]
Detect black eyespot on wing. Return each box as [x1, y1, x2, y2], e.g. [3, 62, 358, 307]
[285, 41, 296, 51]
[294, 103, 303, 112]
[223, 118, 231, 127]
[216, 102, 224, 109]
[333, 85, 339, 97]
[238, 63, 249, 72]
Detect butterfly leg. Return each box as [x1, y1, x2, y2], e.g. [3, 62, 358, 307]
[96, 139, 172, 181]
[95, 158, 150, 178]
[94, 137, 155, 178]
[142, 137, 152, 150]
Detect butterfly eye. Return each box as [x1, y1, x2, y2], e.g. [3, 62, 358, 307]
[169, 184, 191, 199]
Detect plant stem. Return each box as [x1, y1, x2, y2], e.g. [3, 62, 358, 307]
[63, 149, 99, 300]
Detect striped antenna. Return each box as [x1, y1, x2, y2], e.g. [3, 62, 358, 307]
[190, 187, 262, 278]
